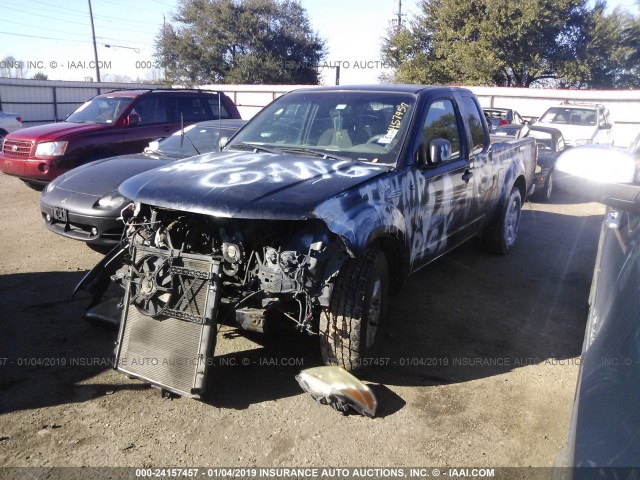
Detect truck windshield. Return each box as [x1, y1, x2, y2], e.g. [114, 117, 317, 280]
[228, 90, 416, 164]
[66, 96, 133, 124]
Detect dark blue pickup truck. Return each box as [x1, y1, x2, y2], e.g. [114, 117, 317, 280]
[79, 85, 536, 398]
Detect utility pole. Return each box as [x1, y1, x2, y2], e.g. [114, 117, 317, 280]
[88, 0, 101, 82]
[397, 0, 402, 30]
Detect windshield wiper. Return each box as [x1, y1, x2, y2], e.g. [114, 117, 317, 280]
[230, 142, 282, 154]
[280, 147, 352, 162]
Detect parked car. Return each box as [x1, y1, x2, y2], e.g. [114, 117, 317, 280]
[536, 102, 613, 147]
[76, 85, 537, 399]
[40, 119, 246, 246]
[525, 125, 567, 201]
[491, 124, 567, 201]
[483, 107, 525, 131]
[0, 111, 23, 143]
[0, 89, 241, 188]
[554, 132, 640, 473]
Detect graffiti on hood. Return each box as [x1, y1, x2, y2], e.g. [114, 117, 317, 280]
[158, 152, 385, 188]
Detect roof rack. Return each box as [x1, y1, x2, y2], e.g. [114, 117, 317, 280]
[104, 88, 221, 94]
[560, 100, 606, 109]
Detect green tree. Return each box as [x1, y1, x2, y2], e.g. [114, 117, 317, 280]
[381, 0, 639, 88]
[562, 2, 640, 88]
[155, 0, 326, 85]
[31, 72, 49, 80]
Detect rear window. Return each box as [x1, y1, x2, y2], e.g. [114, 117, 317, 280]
[461, 96, 488, 154]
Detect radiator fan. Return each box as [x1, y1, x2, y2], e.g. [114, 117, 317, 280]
[129, 254, 173, 317]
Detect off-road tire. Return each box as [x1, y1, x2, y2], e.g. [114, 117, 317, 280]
[319, 249, 388, 373]
[482, 187, 522, 255]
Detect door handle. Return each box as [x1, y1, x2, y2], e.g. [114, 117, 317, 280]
[462, 169, 473, 183]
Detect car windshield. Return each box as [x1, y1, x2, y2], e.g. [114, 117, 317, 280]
[227, 90, 416, 164]
[66, 96, 133, 124]
[152, 124, 226, 157]
[526, 129, 554, 150]
[539, 107, 597, 126]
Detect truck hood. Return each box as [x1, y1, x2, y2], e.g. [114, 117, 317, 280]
[8, 121, 105, 141]
[118, 150, 390, 219]
[52, 154, 174, 196]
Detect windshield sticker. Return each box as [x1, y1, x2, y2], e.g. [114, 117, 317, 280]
[335, 104, 347, 110]
[378, 102, 409, 145]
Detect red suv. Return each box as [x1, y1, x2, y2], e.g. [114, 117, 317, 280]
[0, 88, 241, 187]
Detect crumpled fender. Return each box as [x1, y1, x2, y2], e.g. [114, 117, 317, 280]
[312, 195, 407, 256]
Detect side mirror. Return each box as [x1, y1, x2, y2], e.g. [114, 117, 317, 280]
[125, 114, 140, 127]
[601, 123, 612, 130]
[418, 138, 451, 167]
[219, 136, 229, 151]
[429, 138, 451, 166]
[555, 145, 640, 213]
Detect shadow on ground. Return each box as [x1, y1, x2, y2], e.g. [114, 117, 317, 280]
[0, 205, 603, 413]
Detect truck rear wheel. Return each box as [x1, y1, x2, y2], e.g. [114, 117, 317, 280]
[482, 187, 522, 255]
[319, 249, 388, 372]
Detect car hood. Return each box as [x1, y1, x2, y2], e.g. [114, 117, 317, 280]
[7, 121, 106, 142]
[118, 150, 390, 219]
[53, 154, 174, 196]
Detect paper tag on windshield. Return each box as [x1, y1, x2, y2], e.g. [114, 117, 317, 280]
[377, 129, 398, 144]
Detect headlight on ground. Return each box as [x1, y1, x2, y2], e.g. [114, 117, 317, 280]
[35, 141, 68, 157]
[97, 194, 126, 209]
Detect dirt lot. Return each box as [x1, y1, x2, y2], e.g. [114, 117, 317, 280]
[0, 172, 605, 469]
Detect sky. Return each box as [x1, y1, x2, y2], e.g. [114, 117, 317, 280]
[0, 0, 638, 85]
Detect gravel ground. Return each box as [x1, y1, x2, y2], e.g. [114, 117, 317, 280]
[0, 173, 605, 470]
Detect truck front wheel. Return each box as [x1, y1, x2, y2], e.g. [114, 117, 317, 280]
[319, 249, 389, 372]
[483, 187, 522, 255]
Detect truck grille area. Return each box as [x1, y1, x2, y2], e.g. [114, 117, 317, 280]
[115, 246, 221, 398]
[3, 139, 33, 157]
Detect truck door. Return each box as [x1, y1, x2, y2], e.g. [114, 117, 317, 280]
[458, 94, 496, 227]
[409, 97, 477, 268]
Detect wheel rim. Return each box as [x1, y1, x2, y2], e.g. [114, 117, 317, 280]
[366, 278, 382, 350]
[504, 196, 521, 248]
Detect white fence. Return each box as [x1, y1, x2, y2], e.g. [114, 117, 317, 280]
[1, 78, 638, 147]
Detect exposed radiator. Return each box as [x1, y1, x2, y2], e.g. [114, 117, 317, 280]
[115, 246, 221, 398]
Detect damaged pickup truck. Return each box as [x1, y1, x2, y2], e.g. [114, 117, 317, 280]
[78, 85, 536, 398]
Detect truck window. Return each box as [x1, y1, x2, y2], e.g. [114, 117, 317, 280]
[422, 99, 462, 162]
[460, 96, 487, 155]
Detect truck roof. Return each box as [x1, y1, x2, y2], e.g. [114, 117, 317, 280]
[291, 84, 474, 95]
